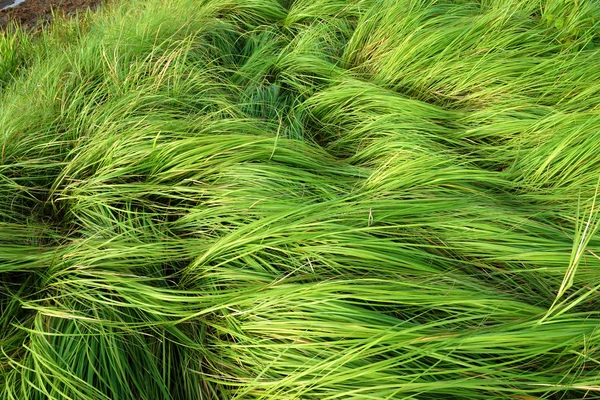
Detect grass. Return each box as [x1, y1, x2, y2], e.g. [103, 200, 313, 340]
[2, 0, 600, 398]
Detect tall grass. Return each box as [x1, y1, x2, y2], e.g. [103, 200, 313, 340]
[2, 0, 600, 398]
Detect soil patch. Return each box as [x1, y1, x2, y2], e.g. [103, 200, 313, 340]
[0, 0, 102, 29]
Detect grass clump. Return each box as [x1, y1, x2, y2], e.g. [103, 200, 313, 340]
[2, 0, 600, 398]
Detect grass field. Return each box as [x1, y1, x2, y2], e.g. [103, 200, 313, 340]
[2, 0, 600, 398]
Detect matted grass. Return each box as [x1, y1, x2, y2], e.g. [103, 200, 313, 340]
[2, 0, 600, 398]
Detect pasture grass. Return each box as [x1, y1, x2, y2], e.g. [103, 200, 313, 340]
[2, 0, 600, 398]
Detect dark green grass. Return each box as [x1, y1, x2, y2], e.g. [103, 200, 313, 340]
[2, 0, 600, 398]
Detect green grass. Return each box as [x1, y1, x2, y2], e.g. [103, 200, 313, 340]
[2, 0, 600, 398]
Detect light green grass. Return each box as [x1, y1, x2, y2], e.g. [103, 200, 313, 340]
[2, 0, 600, 398]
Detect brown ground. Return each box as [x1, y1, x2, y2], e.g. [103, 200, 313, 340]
[0, 0, 102, 29]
